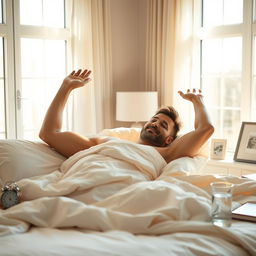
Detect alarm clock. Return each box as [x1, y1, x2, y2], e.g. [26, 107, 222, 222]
[1, 182, 21, 209]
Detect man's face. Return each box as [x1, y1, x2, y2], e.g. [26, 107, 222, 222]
[140, 113, 175, 147]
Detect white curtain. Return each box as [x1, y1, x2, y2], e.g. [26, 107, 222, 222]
[145, 0, 199, 132]
[145, 0, 175, 106]
[91, 0, 114, 131]
[69, 0, 113, 135]
[172, 0, 200, 132]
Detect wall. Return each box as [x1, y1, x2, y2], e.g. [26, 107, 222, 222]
[109, 0, 148, 127]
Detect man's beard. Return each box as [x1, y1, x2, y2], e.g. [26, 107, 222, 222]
[140, 126, 167, 147]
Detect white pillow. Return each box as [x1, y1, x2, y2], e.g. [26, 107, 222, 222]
[0, 140, 66, 184]
[159, 156, 207, 178]
[101, 127, 141, 142]
[0, 128, 210, 185]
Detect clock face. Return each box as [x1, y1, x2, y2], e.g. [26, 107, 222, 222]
[1, 190, 19, 209]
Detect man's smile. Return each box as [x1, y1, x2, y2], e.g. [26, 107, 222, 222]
[146, 126, 159, 135]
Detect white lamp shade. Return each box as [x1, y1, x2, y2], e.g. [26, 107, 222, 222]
[116, 91, 158, 122]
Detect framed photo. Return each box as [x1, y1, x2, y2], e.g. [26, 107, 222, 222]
[234, 122, 256, 164]
[210, 139, 227, 160]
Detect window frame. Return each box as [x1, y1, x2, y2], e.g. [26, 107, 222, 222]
[195, 0, 255, 152]
[1, 0, 71, 139]
[1, 0, 16, 138]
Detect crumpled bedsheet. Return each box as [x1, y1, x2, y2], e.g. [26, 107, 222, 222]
[0, 140, 255, 255]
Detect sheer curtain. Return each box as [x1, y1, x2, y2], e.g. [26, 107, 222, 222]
[172, 0, 200, 132]
[69, 0, 113, 135]
[145, 0, 176, 106]
[145, 0, 199, 132]
[91, 0, 114, 131]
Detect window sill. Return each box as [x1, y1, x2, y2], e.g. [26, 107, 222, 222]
[202, 152, 256, 176]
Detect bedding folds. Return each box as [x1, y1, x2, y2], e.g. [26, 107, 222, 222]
[0, 139, 256, 255]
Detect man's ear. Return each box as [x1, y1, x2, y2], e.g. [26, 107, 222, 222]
[165, 135, 174, 146]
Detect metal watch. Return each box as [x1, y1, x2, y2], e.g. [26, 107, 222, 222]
[1, 181, 21, 209]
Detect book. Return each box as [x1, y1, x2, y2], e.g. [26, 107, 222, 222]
[242, 173, 256, 181]
[232, 201, 256, 222]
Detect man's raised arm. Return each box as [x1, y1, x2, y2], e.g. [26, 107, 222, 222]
[163, 89, 214, 163]
[39, 69, 107, 158]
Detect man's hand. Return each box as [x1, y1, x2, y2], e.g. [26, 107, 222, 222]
[62, 69, 91, 90]
[178, 88, 203, 102]
[177, 88, 207, 130]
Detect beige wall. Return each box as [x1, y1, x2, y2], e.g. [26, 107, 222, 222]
[110, 0, 147, 127]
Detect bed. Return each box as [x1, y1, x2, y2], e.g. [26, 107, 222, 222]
[0, 128, 256, 256]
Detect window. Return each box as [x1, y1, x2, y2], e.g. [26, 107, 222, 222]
[0, 0, 70, 140]
[198, 0, 255, 152]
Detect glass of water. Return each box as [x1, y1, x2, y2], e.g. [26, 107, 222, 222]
[210, 181, 234, 227]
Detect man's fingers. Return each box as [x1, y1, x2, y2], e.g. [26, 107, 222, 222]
[81, 69, 91, 79]
[81, 69, 88, 76]
[74, 69, 82, 76]
[69, 69, 91, 80]
[84, 70, 91, 77]
[178, 88, 202, 97]
[182, 88, 202, 94]
[81, 69, 91, 76]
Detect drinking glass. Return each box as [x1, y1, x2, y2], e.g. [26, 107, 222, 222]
[210, 181, 234, 227]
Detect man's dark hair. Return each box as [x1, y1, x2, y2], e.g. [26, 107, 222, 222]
[155, 106, 181, 139]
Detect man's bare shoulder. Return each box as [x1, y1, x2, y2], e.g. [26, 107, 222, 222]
[153, 139, 181, 163]
[89, 135, 112, 146]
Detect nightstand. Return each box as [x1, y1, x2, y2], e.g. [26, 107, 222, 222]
[201, 153, 256, 176]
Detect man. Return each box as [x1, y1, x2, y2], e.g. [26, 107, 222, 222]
[39, 69, 214, 163]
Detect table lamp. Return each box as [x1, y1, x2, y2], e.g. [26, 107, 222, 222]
[116, 91, 158, 127]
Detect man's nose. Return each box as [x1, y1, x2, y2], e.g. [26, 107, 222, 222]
[151, 121, 158, 127]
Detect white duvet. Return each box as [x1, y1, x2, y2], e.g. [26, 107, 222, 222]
[0, 139, 256, 255]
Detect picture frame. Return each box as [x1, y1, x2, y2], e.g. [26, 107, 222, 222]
[234, 122, 256, 164]
[210, 139, 227, 160]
